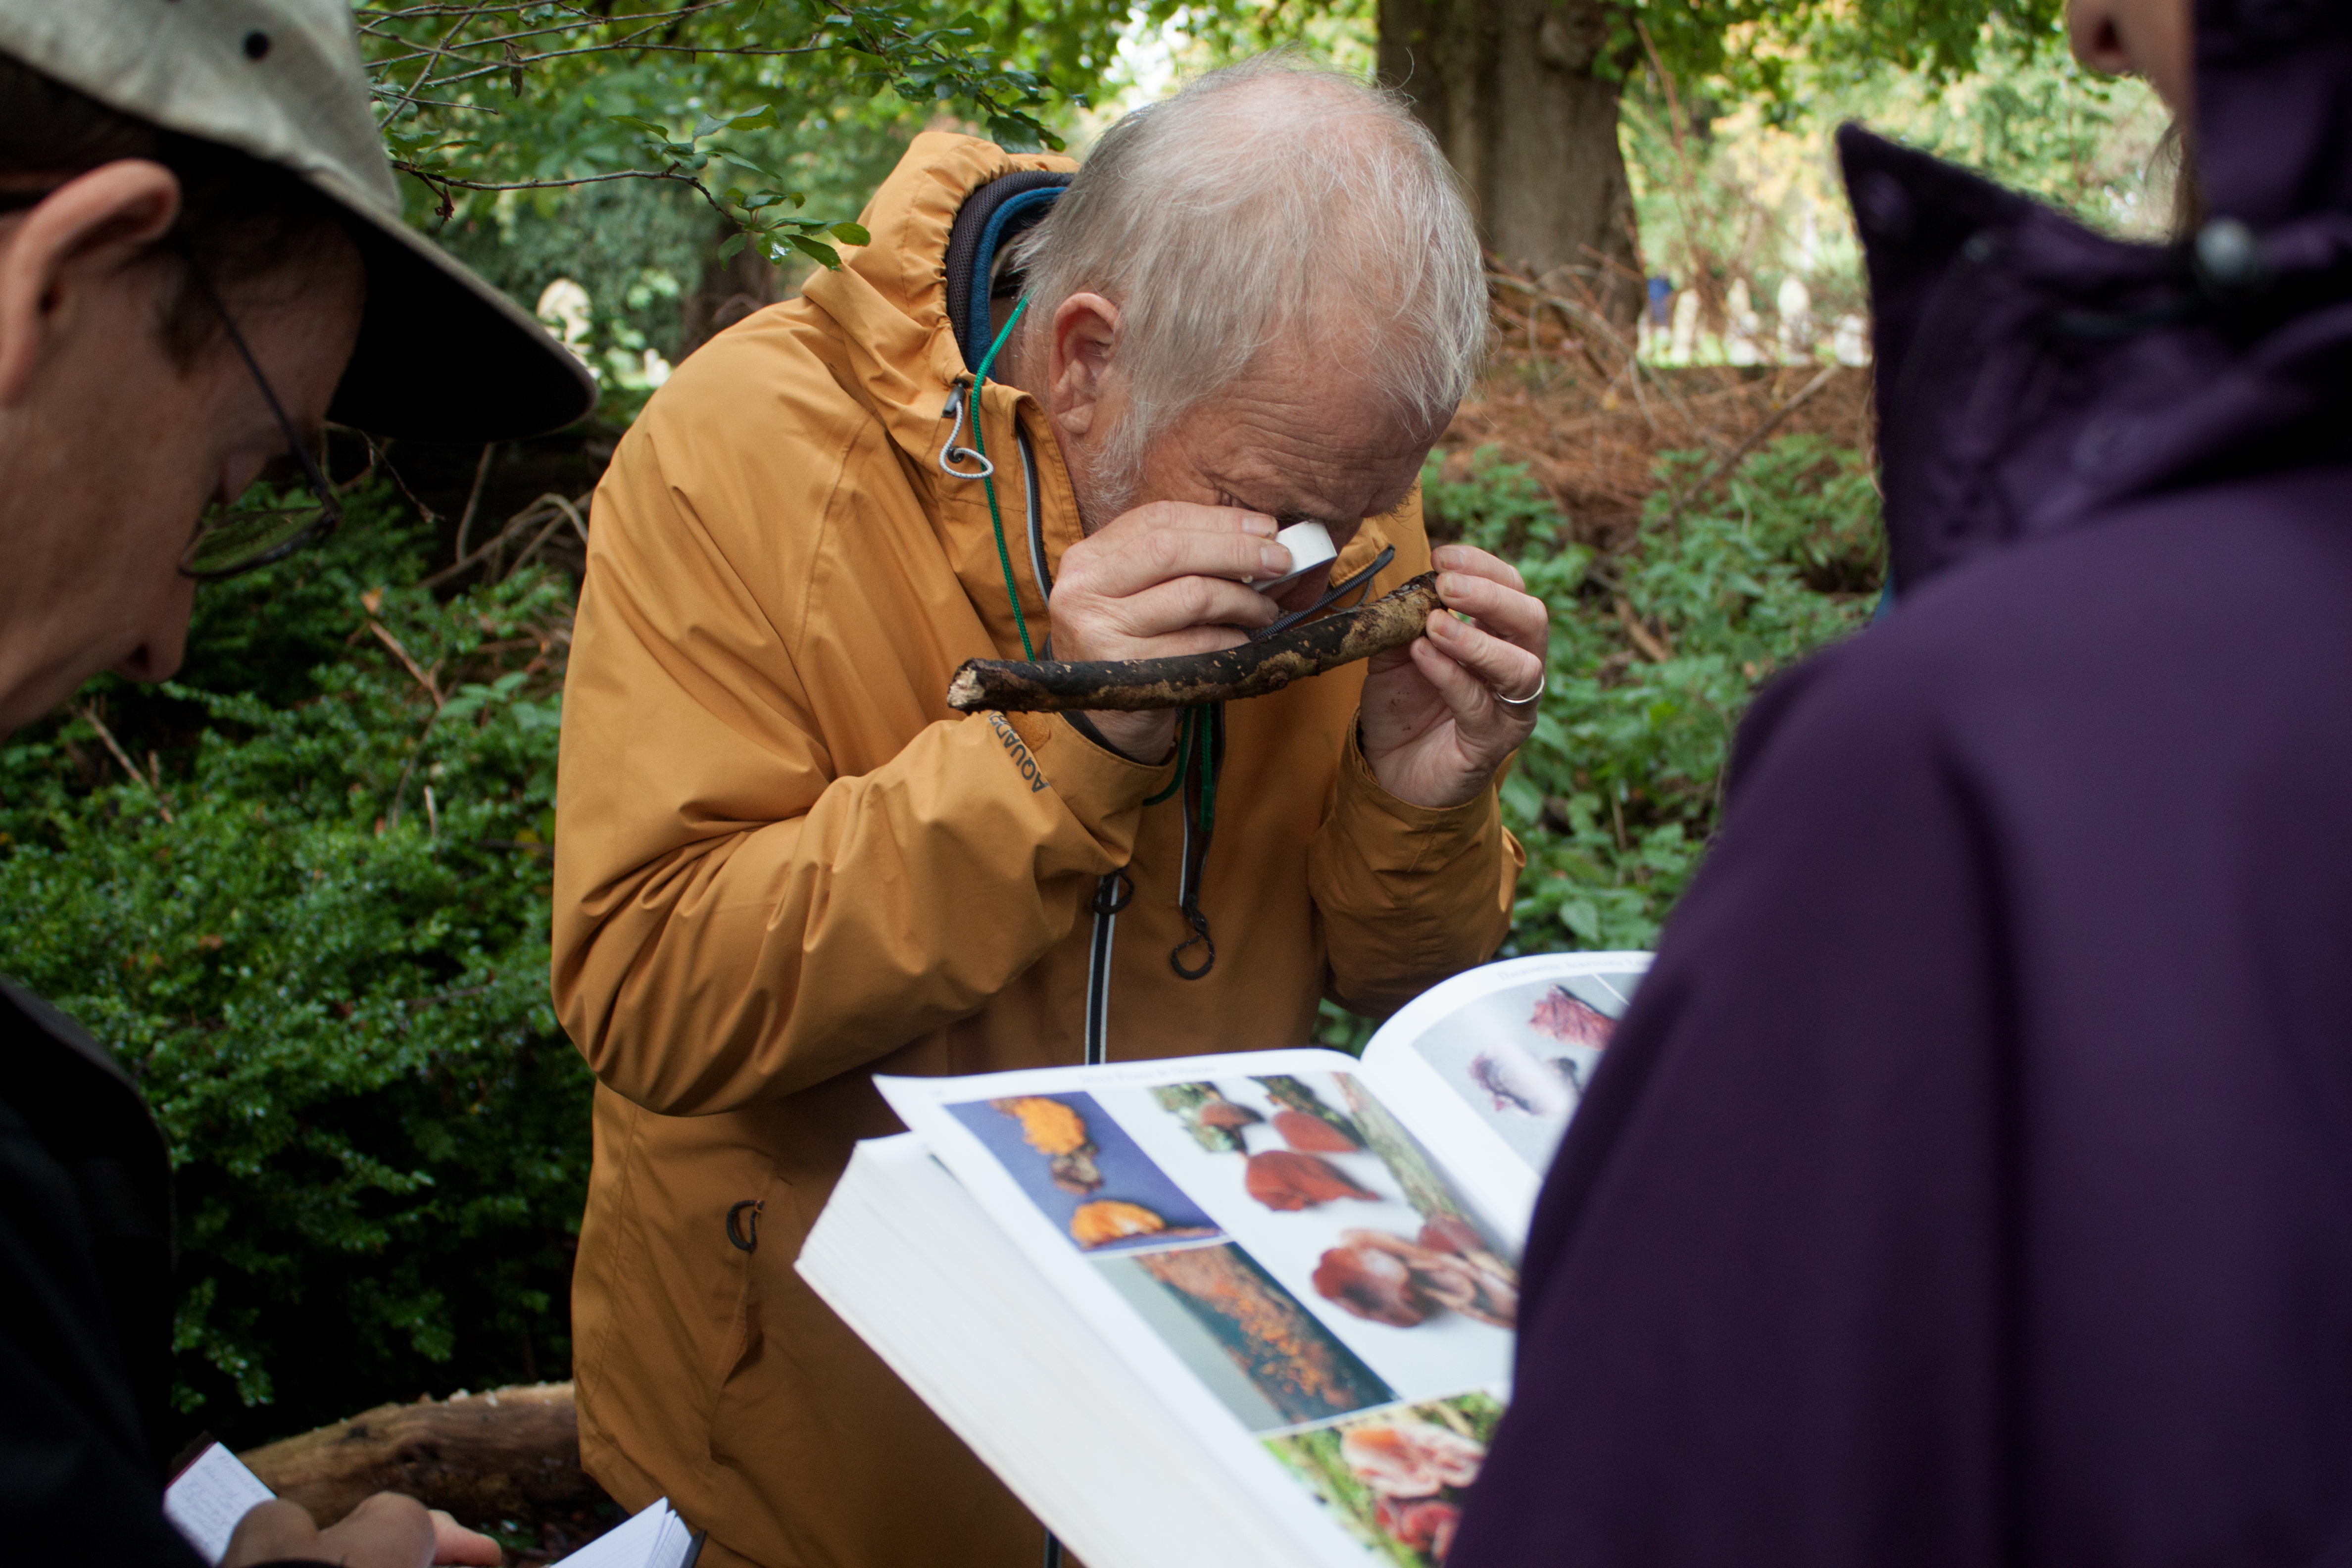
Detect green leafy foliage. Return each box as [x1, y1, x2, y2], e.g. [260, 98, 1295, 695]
[1610, 0, 2064, 100]
[1500, 438, 1879, 951]
[359, 0, 1072, 228]
[0, 492, 587, 1447]
[353, 0, 1118, 427]
[1320, 436, 1878, 1045]
[1433, 439, 1879, 955]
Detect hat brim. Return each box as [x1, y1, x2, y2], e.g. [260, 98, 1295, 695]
[324, 187, 599, 442]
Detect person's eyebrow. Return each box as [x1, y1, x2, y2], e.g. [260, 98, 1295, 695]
[1210, 471, 1380, 527]
[1216, 487, 1347, 527]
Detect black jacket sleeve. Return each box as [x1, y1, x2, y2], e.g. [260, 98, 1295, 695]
[0, 1094, 209, 1566]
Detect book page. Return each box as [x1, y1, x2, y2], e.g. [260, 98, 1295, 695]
[547, 1499, 692, 1568]
[1359, 952, 1650, 1232]
[162, 1442, 275, 1566]
[881, 1049, 1518, 1568]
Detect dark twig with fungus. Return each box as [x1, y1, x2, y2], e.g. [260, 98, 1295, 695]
[946, 573, 1444, 714]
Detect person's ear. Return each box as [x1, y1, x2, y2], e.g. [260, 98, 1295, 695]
[2068, 0, 2134, 74]
[0, 159, 181, 409]
[2066, 0, 2195, 117]
[1043, 292, 1120, 443]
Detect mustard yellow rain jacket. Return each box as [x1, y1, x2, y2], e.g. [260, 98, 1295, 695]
[552, 131, 1522, 1568]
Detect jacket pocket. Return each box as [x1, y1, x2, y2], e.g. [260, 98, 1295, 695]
[704, 1178, 775, 1396]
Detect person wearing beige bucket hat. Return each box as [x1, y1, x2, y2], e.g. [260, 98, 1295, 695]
[0, 3, 590, 1566]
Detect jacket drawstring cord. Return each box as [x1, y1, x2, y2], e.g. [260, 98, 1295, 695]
[955, 297, 1221, 983]
[961, 297, 1035, 660]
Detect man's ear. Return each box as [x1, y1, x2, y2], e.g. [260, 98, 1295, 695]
[0, 160, 181, 409]
[1043, 292, 1120, 443]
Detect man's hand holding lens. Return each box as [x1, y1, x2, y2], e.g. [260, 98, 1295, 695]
[1048, 502, 1294, 760]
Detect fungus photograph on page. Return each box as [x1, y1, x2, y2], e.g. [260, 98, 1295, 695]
[797, 951, 1647, 1568]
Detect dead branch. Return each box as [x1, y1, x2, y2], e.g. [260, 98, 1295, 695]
[502, 494, 588, 579]
[1615, 598, 1673, 663]
[1487, 269, 1728, 457]
[70, 702, 173, 823]
[368, 622, 445, 710]
[421, 493, 589, 588]
[453, 443, 496, 564]
[1670, 364, 1844, 521]
[240, 1381, 591, 1529]
[947, 574, 1443, 714]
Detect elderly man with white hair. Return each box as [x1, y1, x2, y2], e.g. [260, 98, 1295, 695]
[551, 56, 1545, 1568]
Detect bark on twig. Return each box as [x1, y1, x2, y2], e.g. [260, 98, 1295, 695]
[239, 1381, 591, 1529]
[947, 573, 1443, 714]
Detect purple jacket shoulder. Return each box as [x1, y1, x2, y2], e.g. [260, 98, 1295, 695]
[1455, 5, 2352, 1565]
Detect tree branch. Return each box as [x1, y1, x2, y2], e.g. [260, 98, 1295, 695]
[1669, 364, 1843, 522]
[71, 702, 174, 823]
[947, 574, 1443, 714]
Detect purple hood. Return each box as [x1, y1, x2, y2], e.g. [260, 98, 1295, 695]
[1853, 0, 2352, 595]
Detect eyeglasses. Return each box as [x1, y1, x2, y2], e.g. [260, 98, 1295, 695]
[178, 271, 343, 581]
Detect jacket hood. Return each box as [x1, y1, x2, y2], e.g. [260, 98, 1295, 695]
[788, 133, 1090, 657]
[2197, 0, 2352, 229]
[1848, 0, 2352, 597]
[801, 131, 1077, 469]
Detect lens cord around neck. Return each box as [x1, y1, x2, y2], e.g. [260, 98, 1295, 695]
[972, 299, 1035, 660]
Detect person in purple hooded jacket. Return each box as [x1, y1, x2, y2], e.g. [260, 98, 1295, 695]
[1452, 1, 2352, 1564]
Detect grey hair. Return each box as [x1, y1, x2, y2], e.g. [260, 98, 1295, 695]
[1012, 55, 1487, 510]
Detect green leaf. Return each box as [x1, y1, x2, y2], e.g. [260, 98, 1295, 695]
[717, 232, 749, 260]
[788, 233, 842, 268]
[829, 221, 871, 245]
[1499, 771, 1544, 830]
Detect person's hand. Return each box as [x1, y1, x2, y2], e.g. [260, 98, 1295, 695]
[1359, 544, 1548, 809]
[1048, 502, 1293, 759]
[222, 1492, 505, 1568]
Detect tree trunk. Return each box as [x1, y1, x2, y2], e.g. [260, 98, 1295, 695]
[1378, 0, 1640, 322]
[238, 1381, 596, 1528]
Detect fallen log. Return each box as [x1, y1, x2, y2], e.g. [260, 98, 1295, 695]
[239, 1380, 597, 1528]
[947, 572, 1444, 714]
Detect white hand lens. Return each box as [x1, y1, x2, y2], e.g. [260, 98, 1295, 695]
[1253, 521, 1338, 594]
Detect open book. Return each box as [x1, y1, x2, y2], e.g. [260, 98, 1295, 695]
[799, 951, 1648, 1568]
[162, 1440, 699, 1568]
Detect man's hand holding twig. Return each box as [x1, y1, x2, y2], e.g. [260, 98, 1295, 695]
[1359, 544, 1548, 809]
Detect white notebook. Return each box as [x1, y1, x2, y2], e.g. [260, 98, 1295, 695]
[162, 1441, 697, 1568]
